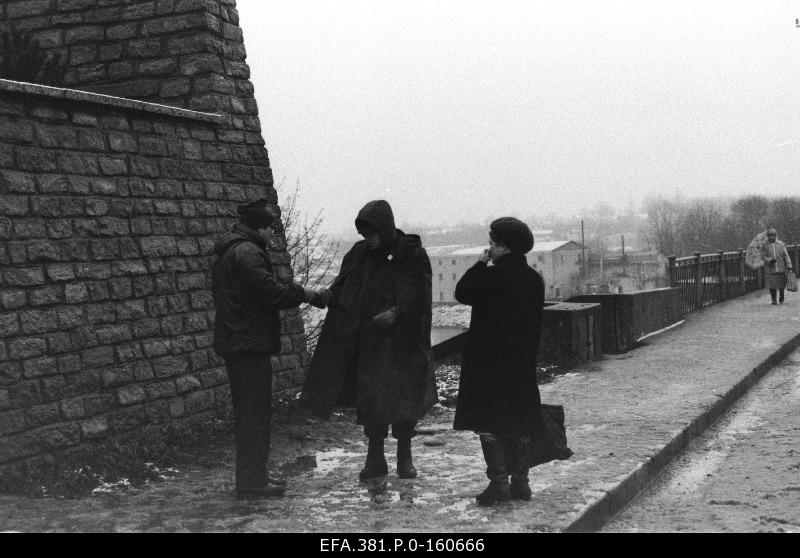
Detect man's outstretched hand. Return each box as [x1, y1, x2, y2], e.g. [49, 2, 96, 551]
[309, 288, 334, 309]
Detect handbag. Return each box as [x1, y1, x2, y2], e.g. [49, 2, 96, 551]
[788, 270, 798, 293]
[528, 403, 574, 467]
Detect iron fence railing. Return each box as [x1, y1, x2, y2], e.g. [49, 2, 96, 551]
[667, 244, 800, 314]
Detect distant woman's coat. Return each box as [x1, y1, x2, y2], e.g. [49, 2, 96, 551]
[761, 239, 792, 290]
[303, 201, 437, 425]
[453, 253, 545, 436]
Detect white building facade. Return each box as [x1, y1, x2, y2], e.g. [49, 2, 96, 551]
[428, 240, 584, 302]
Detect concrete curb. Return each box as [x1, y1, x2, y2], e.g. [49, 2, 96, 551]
[563, 328, 800, 532]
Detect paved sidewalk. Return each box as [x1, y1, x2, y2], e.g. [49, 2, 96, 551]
[1, 289, 799, 532]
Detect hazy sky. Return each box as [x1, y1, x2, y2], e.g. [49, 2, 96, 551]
[238, 1, 800, 234]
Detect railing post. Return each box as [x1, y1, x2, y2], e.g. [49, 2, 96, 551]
[794, 244, 799, 273]
[717, 250, 726, 301]
[667, 255, 676, 287]
[738, 248, 745, 295]
[694, 251, 703, 308]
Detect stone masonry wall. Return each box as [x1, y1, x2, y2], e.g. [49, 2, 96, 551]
[0, 0, 310, 475]
[0, 0, 253, 114]
[0, 82, 309, 474]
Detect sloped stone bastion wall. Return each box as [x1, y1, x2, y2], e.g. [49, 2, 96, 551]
[0, 0, 309, 477]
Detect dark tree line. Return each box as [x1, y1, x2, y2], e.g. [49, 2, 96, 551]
[642, 195, 800, 257]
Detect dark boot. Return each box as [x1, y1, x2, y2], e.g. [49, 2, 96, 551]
[508, 437, 532, 501]
[780, 289, 785, 303]
[266, 474, 287, 487]
[476, 436, 510, 506]
[359, 437, 388, 481]
[396, 437, 418, 479]
[236, 484, 286, 500]
[771, 289, 778, 304]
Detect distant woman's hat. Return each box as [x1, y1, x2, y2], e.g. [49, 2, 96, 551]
[237, 198, 278, 230]
[490, 217, 534, 254]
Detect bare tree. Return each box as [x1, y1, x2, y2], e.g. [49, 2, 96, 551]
[766, 196, 800, 244]
[679, 199, 724, 253]
[642, 195, 684, 257]
[277, 178, 339, 353]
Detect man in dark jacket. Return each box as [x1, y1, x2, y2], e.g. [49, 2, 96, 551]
[453, 217, 545, 505]
[212, 198, 320, 500]
[303, 200, 437, 481]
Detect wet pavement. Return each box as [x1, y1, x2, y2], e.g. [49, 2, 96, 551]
[603, 346, 800, 532]
[2, 289, 800, 532]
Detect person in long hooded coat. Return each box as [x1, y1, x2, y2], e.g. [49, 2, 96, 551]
[212, 199, 321, 500]
[303, 200, 437, 481]
[760, 228, 793, 304]
[453, 217, 545, 505]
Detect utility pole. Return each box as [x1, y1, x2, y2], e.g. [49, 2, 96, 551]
[581, 220, 586, 277]
[622, 234, 626, 275]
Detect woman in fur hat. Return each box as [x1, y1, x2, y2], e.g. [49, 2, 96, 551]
[453, 217, 545, 505]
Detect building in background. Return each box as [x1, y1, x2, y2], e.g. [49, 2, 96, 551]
[428, 240, 584, 302]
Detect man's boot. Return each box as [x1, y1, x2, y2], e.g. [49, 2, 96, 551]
[508, 437, 532, 501]
[236, 484, 286, 500]
[359, 437, 388, 481]
[476, 436, 510, 506]
[396, 437, 418, 479]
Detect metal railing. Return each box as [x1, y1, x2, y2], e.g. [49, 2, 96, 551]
[667, 244, 800, 314]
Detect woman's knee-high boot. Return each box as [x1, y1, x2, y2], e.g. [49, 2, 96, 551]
[476, 436, 510, 506]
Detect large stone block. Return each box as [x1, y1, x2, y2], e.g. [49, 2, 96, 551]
[0, 313, 20, 338]
[22, 356, 58, 378]
[26, 402, 62, 428]
[83, 393, 114, 416]
[38, 423, 81, 450]
[82, 346, 115, 368]
[117, 385, 146, 406]
[0, 410, 27, 436]
[8, 379, 44, 407]
[0, 362, 23, 387]
[80, 416, 109, 439]
[8, 337, 48, 360]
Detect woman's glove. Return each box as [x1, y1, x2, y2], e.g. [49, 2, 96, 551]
[372, 308, 398, 330]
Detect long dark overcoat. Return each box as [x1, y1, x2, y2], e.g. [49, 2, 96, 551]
[453, 252, 545, 436]
[303, 202, 437, 425]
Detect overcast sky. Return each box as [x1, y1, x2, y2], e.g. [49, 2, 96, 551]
[238, 1, 800, 234]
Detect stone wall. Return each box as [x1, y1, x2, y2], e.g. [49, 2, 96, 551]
[567, 288, 684, 353]
[0, 0, 309, 475]
[539, 301, 602, 364]
[431, 302, 603, 366]
[0, 0, 253, 114]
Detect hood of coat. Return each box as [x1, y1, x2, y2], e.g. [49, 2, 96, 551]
[392, 233, 423, 260]
[214, 222, 266, 256]
[355, 200, 398, 247]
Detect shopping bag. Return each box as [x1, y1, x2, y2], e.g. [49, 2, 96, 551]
[528, 403, 574, 467]
[788, 271, 798, 292]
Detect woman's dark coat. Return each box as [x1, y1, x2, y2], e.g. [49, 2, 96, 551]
[453, 253, 545, 436]
[211, 223, 305, 356]
[303, 201, 437, 424]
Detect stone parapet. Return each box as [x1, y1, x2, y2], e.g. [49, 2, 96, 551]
[567, 287, 684, 353]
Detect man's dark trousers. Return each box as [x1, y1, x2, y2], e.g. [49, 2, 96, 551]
[224, 352, 273, 492]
